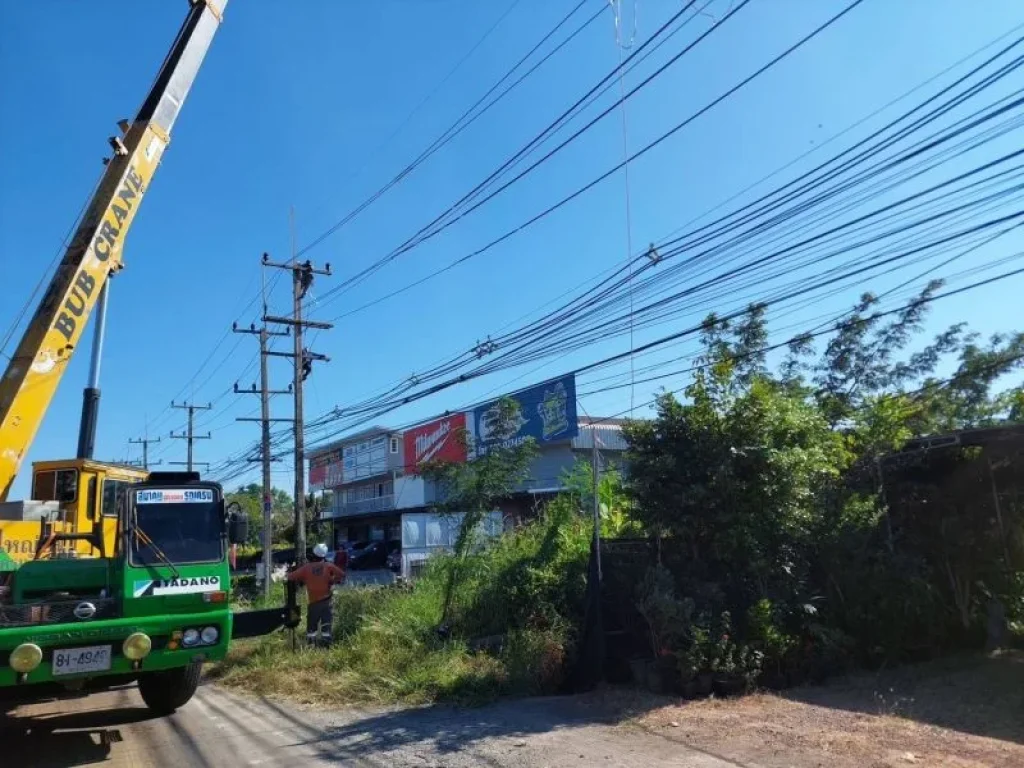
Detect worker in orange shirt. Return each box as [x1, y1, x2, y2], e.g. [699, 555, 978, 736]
[287, 543, 345, 646]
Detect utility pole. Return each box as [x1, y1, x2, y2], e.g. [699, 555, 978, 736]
[128, 435, 162, 470]
[591, 424, 602, 580]
[263, 250, 332, 565]
[169, 401, 212, 473]
[233, 318, 291, 597]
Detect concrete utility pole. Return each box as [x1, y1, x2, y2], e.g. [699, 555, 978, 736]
[128, 435, 162, 470]
[169, 401, 212, 473]
[233, 317, 291, 598]
[263, 250, 332, 565]
[591, 424, 602, 580]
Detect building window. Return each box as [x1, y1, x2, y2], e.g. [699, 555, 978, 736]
[390, 437, 398, 454]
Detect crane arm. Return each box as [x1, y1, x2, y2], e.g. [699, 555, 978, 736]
[0, 0, 228, 501]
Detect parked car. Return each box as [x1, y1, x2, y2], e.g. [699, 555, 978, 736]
[386, 547, 401, 573]
[350, 540, 400, 571]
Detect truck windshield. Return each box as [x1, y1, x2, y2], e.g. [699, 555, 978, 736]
[130, 488, 223, 566]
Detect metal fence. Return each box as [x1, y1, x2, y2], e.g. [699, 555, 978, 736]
[571, 537, 658, 690]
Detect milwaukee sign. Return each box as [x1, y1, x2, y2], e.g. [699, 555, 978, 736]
[404, 413, 468, 472]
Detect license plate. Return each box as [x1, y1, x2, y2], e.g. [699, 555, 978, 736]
[52, 645, 112, 676]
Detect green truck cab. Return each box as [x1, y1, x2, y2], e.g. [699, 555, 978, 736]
[0, 472, 296, 714]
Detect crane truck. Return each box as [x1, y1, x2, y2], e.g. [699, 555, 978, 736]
[0, 0, 297, 714]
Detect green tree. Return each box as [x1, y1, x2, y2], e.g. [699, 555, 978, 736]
[224, 484, 293, 547]
[420, 397, 538, 626]
[560, 457, 641, 537]
[622, 282, 1023, 667]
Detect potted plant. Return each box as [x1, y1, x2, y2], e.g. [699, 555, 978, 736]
[746, 598, 795, 690]
[684, 623, 714, 697]
[709, 611, 752, 697]
[647, 648, 678, 694]
[679, 632, 709, 698]
[739, 646, 765, 693]
[712, 647, 744, 696]
[679, 658, 699, 698]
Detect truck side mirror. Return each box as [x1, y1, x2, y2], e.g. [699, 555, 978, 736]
[227, 512, 249, 546]
[225, 501, 249, 545]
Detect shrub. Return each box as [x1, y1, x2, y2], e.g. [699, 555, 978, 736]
[216, 510, 591, 705]
[500, 628, 568, 696]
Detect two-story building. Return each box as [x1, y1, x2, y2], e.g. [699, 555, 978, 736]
[308, 375, 630, 556]
[310, 425, 405, 548]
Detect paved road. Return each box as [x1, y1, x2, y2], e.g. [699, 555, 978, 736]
[1, 684, 736, 767]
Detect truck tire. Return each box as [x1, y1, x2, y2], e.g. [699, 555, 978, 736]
[137, 662, 202, 715]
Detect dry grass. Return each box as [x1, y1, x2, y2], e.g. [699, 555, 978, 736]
[209, 615, 513, 708]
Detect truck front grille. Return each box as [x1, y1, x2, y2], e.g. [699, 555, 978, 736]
[0, 597, 119, 627]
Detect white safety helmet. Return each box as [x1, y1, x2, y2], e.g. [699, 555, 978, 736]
[313, 543, 329, 559]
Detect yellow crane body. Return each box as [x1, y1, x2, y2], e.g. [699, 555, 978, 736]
[0, 0, 226, 501]
[0, 459, 148, 563]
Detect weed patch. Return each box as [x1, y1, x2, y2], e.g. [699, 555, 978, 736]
[214, 511, 590, 706]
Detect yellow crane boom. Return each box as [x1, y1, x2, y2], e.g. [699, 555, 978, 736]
[0, 0, 228, 500]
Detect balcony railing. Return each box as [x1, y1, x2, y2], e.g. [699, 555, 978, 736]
[323, 494, 395, 519]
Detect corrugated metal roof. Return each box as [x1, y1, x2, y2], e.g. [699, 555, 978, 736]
[572, 425, 629, 451]
[309, 424, 396, 455]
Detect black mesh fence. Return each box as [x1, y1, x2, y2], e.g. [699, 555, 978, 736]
[570, 537, 657, 690]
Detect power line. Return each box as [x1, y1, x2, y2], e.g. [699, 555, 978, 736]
[320, 0, 865, 316]
[279, 250, 1024, 458]
[326, 104, 1024, 422]
[169, 401, 213, 473]
[296, 0, 602, 259]
[210, 17, 1024, 480]
[218, 262, 1024, 486]
[321, 23, 1024, 328]
[312, 0, 709, 303]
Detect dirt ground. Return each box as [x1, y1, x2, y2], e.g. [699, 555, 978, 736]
[637, 650, 1024, 768]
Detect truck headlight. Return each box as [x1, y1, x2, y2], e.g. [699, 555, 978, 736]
[182, 629, 200, 647]
[122, 632, 152, 661]
[9, 643, 43, 673]
[200, 626, 219, 645]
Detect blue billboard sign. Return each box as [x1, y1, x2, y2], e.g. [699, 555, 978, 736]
[472, 374, 578, 453]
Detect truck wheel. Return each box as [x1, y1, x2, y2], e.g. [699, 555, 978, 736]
[138, 662, 202, 715]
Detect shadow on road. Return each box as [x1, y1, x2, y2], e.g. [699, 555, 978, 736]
[256, 691, 645, 764]
[781, 649, 1024, 746]
[0, 699, 158, 768]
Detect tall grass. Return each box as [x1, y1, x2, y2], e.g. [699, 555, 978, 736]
[212, 509, 591, 705]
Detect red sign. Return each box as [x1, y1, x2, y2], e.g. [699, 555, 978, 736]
[404, 413, 468, 472]
[309, 448, 342, 490]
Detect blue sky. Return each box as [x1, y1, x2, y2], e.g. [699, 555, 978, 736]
[3, 0, 1024, 498]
